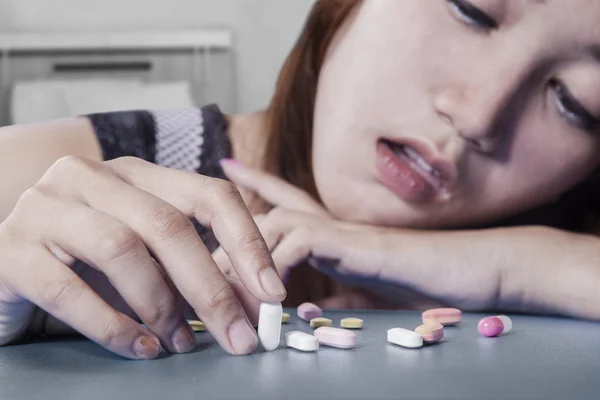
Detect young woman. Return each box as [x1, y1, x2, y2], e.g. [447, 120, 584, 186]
[1, 0, 600, 360]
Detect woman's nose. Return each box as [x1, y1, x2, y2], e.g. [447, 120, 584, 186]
[433, 75, 521, 154]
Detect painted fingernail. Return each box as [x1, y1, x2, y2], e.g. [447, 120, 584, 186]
[228, 319, 258, 355]
[172, 325, 195, 353]
[219, 158, 243, 168]
[133, 335, 161, 359]
[260, 268, 287, 297]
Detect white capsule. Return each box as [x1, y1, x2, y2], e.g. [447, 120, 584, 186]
[258, 302, 283, 351]
[496, 315, 513, 334]
[387, 328, 423, 349]
[285, 331, 319, 352]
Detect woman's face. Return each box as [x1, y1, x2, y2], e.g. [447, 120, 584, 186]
[312, 0, 600, 228]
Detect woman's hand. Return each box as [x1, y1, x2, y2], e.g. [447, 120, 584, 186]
[219, 160, 600, 320]
[218, 159, 436, 309]
[0, 156, 286, 359]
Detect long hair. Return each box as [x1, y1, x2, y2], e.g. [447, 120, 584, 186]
[262, 0, 362, 305]
[263, 0, 361, 201]
[262, 0, 600, 235]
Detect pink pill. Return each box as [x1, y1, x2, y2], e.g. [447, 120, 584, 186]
[314, 326, 357, 349]
[297, 302, 322, 321]
[422, 308, 462, 326]
[478, 316, 504, 337]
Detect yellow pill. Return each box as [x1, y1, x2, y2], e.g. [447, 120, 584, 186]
[340, 317, 363, 329]
[282, 313, 290, 324]
[310, 317, 333, 328]
[188, 320, 205, 332]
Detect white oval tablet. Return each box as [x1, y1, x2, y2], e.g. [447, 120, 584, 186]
[258, 302, 283, 351]
[285, 331, 319, 352]
[387, 328, 423, 349]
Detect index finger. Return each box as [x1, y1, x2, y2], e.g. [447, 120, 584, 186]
[107, 158, 287, 303]
[219, 159, 328, 216]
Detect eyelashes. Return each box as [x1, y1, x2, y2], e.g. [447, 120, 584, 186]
[550, 80, 600, 133]
[446, 0, 498, 31]
[447, 0, 599, 134]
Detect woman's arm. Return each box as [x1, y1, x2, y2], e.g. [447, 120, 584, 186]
[370, 224, 600, 319]
[220, 161, 600, 320]
[0, 118, 102, 221]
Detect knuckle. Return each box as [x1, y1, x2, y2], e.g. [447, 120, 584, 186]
[109, 156, 141, 167]
[211, 179, 242, 200]
[239, 229, 269, 254]
[48, 155, 94, 177]
[98, 313, 130, 349]
[106, 156, 143, 180]
[17, 186, 48, 207]
[150, 206, 194, 241]
[97, 226, 142, 263]
[41, 155, 108, 191]
[41, 277, 84, 310]
[202, 273, 239, 315]
[144, 294, 178, 327]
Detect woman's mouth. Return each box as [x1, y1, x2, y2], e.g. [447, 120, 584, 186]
[375, 139, 457, 203]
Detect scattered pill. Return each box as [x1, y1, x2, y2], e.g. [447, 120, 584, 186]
[478, 315, 512, 337]
[258, 302, 283, 351]
[422, 308, 463, 326]
[496, 315, 512, 333]
[310, 317, 333, 328]
[415, 322, 444, 343]
[340, 318, 363, 329]
[285, 331, 319, 352]
[187, 320, 205, 332]
[281, 313, 290, 324]
[314, 326, 357, 349]
[297, 302, 322, 321]
[478, 316, 503, 337]
[387, 328, 423, 349]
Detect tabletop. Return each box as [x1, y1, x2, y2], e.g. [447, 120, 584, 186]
[0, 309, 599, 400]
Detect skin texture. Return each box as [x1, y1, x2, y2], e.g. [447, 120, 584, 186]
[311, 0, 600, 229]
[3, 0, 600, 359]
[0, 121, 287, 359]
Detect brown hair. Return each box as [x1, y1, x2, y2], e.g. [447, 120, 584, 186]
[263, 0, 600, 236]
[264, 0, 361, 199]
[262, 0, 362, 305]
[260, 0, 600, 304]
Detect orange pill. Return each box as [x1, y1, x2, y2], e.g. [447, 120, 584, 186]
[422, 308, 462, 326]
[415, 322, 444, 343]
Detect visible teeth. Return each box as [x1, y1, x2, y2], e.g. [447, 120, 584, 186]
[403, 146, 436, 174]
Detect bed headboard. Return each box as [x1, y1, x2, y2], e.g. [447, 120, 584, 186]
[0, 30, 236, 126]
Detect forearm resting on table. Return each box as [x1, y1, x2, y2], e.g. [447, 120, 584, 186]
[360, 225, 600, 320]
[0, 118, 102, 221]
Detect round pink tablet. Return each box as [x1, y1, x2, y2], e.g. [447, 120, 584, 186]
[297, 302, 322, 321]
[314, 327, 357, 349]
[422, 308, 462, 326]
[478, 316, 504, 337]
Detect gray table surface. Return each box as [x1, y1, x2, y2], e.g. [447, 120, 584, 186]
[0, 309, 599, 400]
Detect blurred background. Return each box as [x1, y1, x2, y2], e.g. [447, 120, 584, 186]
[0, 0, 316, 126]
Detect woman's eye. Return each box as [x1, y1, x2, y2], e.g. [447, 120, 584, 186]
[550, 80, 599, 133]
[447, 0, 498, 31]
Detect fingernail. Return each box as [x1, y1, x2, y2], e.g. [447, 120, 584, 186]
[172, 325, 195, 353]
[260, 268, 287, 297]
[219, 158, 243, 168]
[228, 319, 258, 355]
[133, 335, 161, 359]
